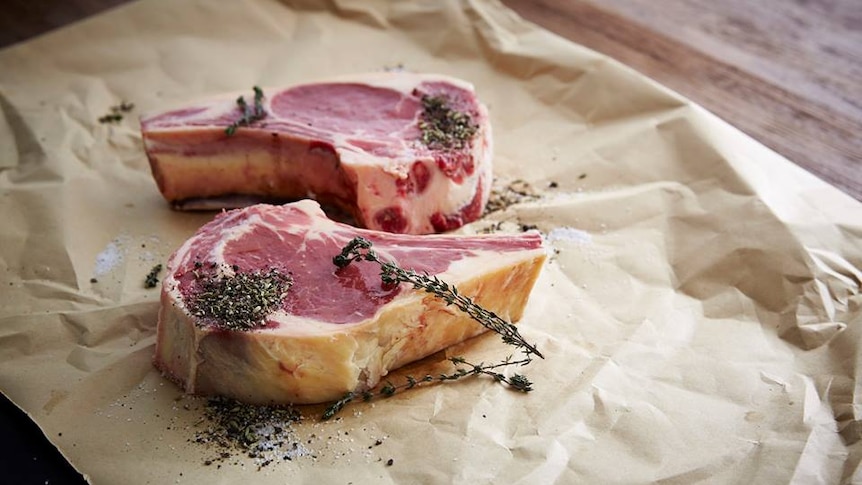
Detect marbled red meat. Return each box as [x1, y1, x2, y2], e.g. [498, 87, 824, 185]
[141, 72, 493, 234]
[154, 200, 547, 404]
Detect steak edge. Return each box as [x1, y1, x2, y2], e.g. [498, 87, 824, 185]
[153, 200, 546, 405]
[141, 72, 493, 234]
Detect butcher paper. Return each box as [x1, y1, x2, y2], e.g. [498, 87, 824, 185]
[0, 0, 860, 483]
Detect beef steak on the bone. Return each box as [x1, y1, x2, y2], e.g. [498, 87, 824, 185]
[141, 73, 492, 234]
[154, 200, 546, 405]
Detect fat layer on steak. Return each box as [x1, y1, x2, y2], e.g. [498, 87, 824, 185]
[154, 200, 546, 405]
[141, 72, 492, 234]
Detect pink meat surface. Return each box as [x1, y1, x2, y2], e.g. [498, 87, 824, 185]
[168, 200, 543, 326]
[141, 73, 493, 234]
[154, 200, 548, 404]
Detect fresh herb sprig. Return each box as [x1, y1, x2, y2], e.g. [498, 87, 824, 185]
[322, 355, 533, 420]
[333, 237, 542, 358]
[225, 86, 266, 136]
[418, 94, 478, 150]
[323, 237, 542, 419]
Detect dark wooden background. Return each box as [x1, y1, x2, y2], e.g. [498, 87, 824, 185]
[1, 0, 860, 200]
[503, 0, 862, 202]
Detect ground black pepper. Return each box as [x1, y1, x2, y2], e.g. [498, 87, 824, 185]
[191, 397, 307, 468]
[187, 265, 292, 331]
[484, 179, 541, 215]
[418, 94, 478, 150]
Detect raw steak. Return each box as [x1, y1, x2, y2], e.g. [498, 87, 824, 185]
[141, 72, 492, 234]
[154, 200, 546, 405]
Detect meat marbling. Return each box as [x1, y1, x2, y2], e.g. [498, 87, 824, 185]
[154, 200, 546, 405]
[141, 72, 492, 234]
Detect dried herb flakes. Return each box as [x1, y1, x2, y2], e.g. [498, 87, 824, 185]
[418, 94, 478, 150]
[191, 397, 307, 468]
[187, 265, 292, 331]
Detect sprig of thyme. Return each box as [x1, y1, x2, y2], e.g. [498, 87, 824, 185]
[323, 237, 542, 419]
[333, 237, 542, 358]
[225, 86, 266, 136]
[322, 355, 533, 420]
[418, 94, 478, 150]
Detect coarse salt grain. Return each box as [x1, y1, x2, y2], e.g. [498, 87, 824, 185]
[547, 227, 592, 245]
[94, 239, 125, 276]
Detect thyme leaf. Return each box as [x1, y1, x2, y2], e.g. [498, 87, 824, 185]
[98, 101, 135, 124]
[323, 237, 542, 419]
[98, 113, 123, 124]
[225, 86, 266, 136]
[144, 263, 163, 289]
[321, 392, 354, 421]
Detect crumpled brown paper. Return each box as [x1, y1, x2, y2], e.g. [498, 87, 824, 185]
[1, 0, 860, 483]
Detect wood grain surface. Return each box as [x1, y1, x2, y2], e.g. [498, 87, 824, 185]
[0, 0, 860, 200]
[502, 0, 862, 201]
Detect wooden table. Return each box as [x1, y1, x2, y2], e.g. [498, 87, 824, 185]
[1, 0, 860, 200]
[503, 0, 862, 202]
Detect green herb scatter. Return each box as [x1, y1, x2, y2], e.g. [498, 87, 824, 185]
[188, 266, 292, 331]
[323, 237, 542, 419]
[418, 94, 478, 150]
[226, 86, 266, 136]
[191, 396, 303, 467]
[98, 101, 135, 124]
[144, 264, 163, 288]
[98, 113, 123, 124]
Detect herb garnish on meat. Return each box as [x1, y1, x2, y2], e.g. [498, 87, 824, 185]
[187, 265, 292, 331]
[323, 237, 541, 419]
[418, 94, 478, 150]
[225, 86, 266, 136]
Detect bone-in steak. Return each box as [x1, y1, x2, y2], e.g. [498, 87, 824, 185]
[154, 200, 546, 405]
[141, 73, 492, 234]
